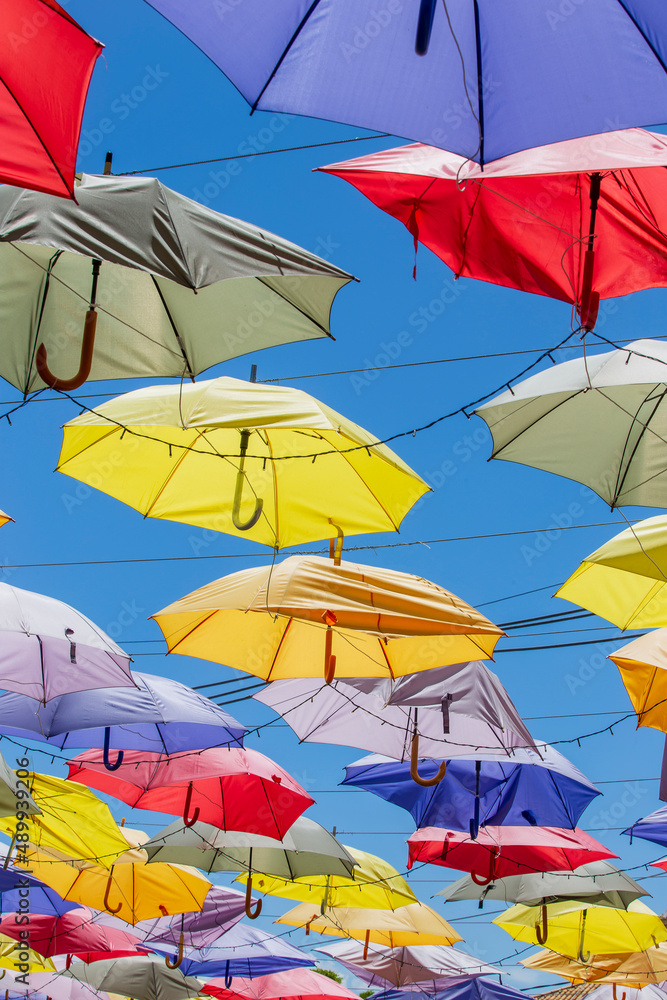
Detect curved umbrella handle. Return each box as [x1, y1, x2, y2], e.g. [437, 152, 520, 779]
[36, 308, 98, 392]
[103, 727, 124, 771]
[470, 848, 498, 887]
[535, 903, 548, 946]
[613, 986, 626, 1000]
[165, 932, 184, 969]
[322, 614, 338, 685]
[182, 783, 200, 828]
[415, 0, 437, 55]
[578, 910, 590, 964]
[470, 759, 482, 840]
[410, 729, 447, 787]
[363, 929, 371, 961]
[232, 430, 263, 531]
[245, 875, 262, 919]
[224, 962, 233, 989]
[103, 871, 122, 914]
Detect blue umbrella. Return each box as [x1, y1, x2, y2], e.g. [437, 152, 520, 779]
[149, 923, 313, 981]
[143, 1, 667, 164]
[0, 672, 245, 765]
[622, 804, 667, 848]
[342, 743, 599, 834]
[372, 980, 522, 1000]
[0, 867, 77, 916]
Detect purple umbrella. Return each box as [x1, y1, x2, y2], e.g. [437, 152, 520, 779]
[623, 804, 667, 848]
[315, 941, 499, 989]
[142, 2, 667, 164]
[0, 672, 245, 767]
[128, 886, 252, 950]
[0, 581, 134, 702]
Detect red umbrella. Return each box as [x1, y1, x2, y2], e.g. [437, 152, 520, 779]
[319, 128, 667, 331]
[0, 0, 103, 199]
[0, 907, 146, 959]
[407, 826, 617, 885]
[203, 969, 361, 1000]
[67, 747, 315, 840]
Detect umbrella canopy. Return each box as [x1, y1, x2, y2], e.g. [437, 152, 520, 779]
[152, 556, 502, 680]
[0, 934, 55, 971]
[588, 986, 667, 1000]
[407, 826, 616, 881]
[275, 901, 462, 947]
[437, 861, 648, 910]
[67, 747, 314, 840]
[0, 969, 113, 1000]
[0, 2, 102, 198]
[0, 671, 245, 756]
[556, 516, 667, 628]
[64, 955, 204, 1000]
[0, 879, 78, 918]
[609, 631, 667, 732]
[149, 923, 313, 980]
[522, 947, 667, 986]
[0, 907, 147, 959]
[116, 885, 249, 951]
[0, 511, 14, 529]
[475, 340, 667, 508]
[0, 773, 127, 869]
[319, 131, 667, 325]
[342, 745, 600, 831]
[623, 805, 667, 849]
[25, 852, 211, 925]
[0, 173, 354, 393]
[201, 968, 360, 1000]
[141, 2, 667, 163]
[57, 380, 430, 549]
[368, 982, 528, 1000]
[0, 749, 39, 817]
[143, 815, 357, 881]
[254, 665, 534, 758]
[494, 900, 667, 959]
[0, 581, 134, 701]
[314, 941, 499, 988]
[234, 846, 416, 910]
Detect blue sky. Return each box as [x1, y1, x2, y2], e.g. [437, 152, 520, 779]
[4, 0, 667, 991]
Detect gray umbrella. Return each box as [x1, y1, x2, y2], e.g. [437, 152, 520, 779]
[315, 940, 499, 988]
[0, 174, 354, 393]
[0, 749, 39, 819]
[64, 957, 203, 1000]
[436, 860, 648, 910]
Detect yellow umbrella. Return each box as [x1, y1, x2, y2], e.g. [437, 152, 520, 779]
[556, 516, 667, 628]
[0, 933, 55, 972]
[275, 901, 462, 948]
[523, 946, 667, 986]
[494, 900, 667, 959]
[151, 555, 503, 682]
[56, 376, 430, 549]
[0, 773, 128, 869]
[235, 847, 417, 910]
[608, 629, 667, 732]
[25, 850, 211, 924]
[0, 511, 13, 529]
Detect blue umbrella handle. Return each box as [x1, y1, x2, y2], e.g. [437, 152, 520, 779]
[224, 963, 233, 989]
[183, 783, 200, 828]
[102, 728, 124, 771]
[165, 932, 184, 969]
[469, 760, 481, 839]
[415, 0, 437, 55]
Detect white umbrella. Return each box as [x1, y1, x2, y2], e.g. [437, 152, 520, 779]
[64, 956, 203, 1000]
[315, 940, 499, 988]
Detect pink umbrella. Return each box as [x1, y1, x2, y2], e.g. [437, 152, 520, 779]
[203, 968, 360, 1000]
[0, 907, 147, 960]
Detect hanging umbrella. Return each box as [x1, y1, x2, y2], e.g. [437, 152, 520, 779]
[0, 934, 56, 971]
[57, 381, 429, 549]
[1, 970, 115, 1000]
[253, 663, 535, 772]
[494, 900, 667, 959]
[0, 174, 354, 393]
[608, 631, 667, 732]
[152, 556, 503, 684]
[314, 940, 499, 988]
[522, 947, 667, 987]
[475, 339, 667, 507]
[140, 2, 667, 163]
[25, 851, 211, 925]
[366, 982, 528, 1000]
[233, 846, 416, 911]
[201, 968, 360, 1000]
[623, 805, 667, 849]
[0, 581, 134, 702]
[342, 745, 600, 832]
[275, 901, 461, 947]
[0, 907, 148, 959]
[0, 512, 13, 529]
[0, 879, 78, 918]
[67, 746, 314, 841]
[0, 749, 39, 817]
[0, 672, 246, 763]
[437, 860, 648, 911]
[64, 955, 204, 1000]
[148, 923, 314, 979]
[407, 826, 616, 883]
[556, 516, 667, 629]
[143, 815, 357, 879]
[0, 773, 128, 869]
[319, 131, 667, 331]
[0, 2, 102, 199]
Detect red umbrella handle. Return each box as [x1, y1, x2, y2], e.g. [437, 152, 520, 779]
[613, 986, 626, 1000]
[245, 875, 262, 919]
[470, 847, 499, 886]
[363, 929, 371, 961]
[183, 783, 200, 828]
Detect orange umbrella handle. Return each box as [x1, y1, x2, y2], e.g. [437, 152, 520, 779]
[165, 932, 184, 969]
[613, 986, 626, 1000]
[470, 847, 498, 886]
[324, 627, 336, 685]
[363, 929, 371, 961]
[103, 871, 122, 914]
[410, 728, 447, 787]
[183, 782, 200, 828]
[245, 875, 262, 919]
[36, 258, 102, 390]
[535, 903, 548, 945]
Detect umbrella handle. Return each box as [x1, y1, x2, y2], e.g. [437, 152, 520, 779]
[103, 727, 124, 771]
[232, 430, 263, 531]
[323, 622, 337, 684]
[36, 258, 101, 390]
[577, 909, 590, 963]
[470, 848, 498, 886]
[182, 783, 200, 828]
[363, 929, 370, 961]
[164, 932, 184, 969]
[415, 0, 437, 54]
[103, 871, 122, 914]
[613, 986, 626, 1000]
[410, 730, 447, 787]
[224, 963, 233, 989]
[244, 875, 262, 919]
[535, 904, 548, 946]
[470, 759, 481, 840]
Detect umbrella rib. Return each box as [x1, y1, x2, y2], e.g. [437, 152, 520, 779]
[0, 77, 74, 197]
[149, 277, 196, 378]
[614, 0, 667, 75]
[249, 1, 325, 113]
[143, 436, 201, 518]
[487, 391, 583, 458]
[265, 618, 293, 682]
[255, 277, 332, 337]
[609, 383, 667, 504]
